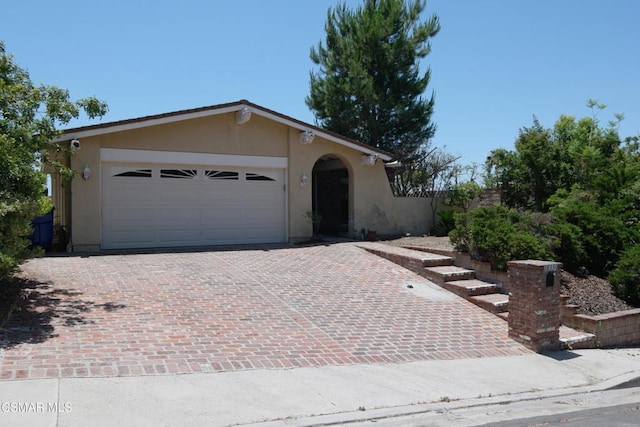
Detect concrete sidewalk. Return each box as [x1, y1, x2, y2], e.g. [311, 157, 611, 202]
[1, 347, 639, 426]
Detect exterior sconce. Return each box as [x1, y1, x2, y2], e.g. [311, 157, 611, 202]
[300, 173, 308, 186]
[384, 160, 402, 168]
[299, 130, 315, 144]
[82, 165, 91, 181]
[361, 154, 378, 166]
[70, 138, 81, 153]
[236, 108, 251, 124]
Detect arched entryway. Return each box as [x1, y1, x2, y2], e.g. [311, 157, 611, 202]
[312, 155, 351, 237]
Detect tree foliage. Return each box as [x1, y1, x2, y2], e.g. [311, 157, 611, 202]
[485, 102, 629, 212]
[465, 101, 640, 302]
[0, 41, 107, 278]
[609, 245, 640, 305]
[307, 0, 440, 161]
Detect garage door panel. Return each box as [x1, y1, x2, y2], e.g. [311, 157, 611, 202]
[102, 162, 286, 249]
[103, 207, 157, 226]
[104, 186, 157, 204]
[156, 187, 204, 204]
[107, 230, 157, 246]
[200, 227, 245, 240]
[244, 208, 281, 223]
[157, 229, 202, 243]
[156, 208, 201, 223]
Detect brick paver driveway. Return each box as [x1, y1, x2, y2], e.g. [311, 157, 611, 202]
[1, 243, 529, 380]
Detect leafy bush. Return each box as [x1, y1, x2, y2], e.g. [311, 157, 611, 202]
[527, 211, 587, 273]
[450, 205, 553, 271]
[444, 181, 484, 213]
[549, 190, 637, 276]
[434, 210, 456, 236]
[449, 212, 471, 252]
[1, 42, 107, 280]
[609, 245, 640, 305]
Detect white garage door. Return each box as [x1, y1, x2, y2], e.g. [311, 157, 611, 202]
[101, 163, 286, 249]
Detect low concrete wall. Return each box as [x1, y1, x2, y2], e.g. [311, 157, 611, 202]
[360, 197, 435, 237]
[562, 308, 640, 348]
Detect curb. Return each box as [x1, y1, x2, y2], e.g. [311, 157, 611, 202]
[248, 372, 640, 427]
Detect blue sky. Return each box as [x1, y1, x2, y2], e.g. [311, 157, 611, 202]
[2, 0, 639, 165]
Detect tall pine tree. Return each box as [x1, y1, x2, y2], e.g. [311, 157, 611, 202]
[306, 0, 440, 161]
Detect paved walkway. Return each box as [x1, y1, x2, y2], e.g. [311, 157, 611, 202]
[1, 243, 529, 381]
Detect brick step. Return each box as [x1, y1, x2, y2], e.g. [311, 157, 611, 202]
[559, 326, 597, 350]
[468, 293, 509, 313]
[359, 243, 454, 272]
[496, 312, 509, 321]
[443, 279, 499, 298]
[401, 245, 454, 258]
[421, 266, 475, 284]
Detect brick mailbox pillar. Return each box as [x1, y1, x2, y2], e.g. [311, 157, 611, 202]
[507, 260, 562, 352]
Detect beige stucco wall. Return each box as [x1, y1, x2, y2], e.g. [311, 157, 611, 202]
[59, 110, 432, 250]
[287, 127, 433, 240]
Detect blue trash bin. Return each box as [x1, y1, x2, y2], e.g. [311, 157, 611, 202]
[31, 209, 54, 249]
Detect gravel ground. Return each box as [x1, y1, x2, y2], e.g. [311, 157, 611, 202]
[384, 236, 637, 316]
[560, 271, 635, 316]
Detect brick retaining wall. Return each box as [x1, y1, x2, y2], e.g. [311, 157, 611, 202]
[562, 307, 640, 347]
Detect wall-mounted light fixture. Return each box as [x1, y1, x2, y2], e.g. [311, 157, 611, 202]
[236, 107, 252, 124]
[300, 173, 308, 187]
[384, 160, 402, 168]
[82, 165, 91, 181]
[361, 154, 378, 166]
[299, 130, 315, 144]
[70, 138, 81, 153]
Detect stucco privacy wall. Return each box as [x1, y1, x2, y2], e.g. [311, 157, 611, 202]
[63, 107, 432, 250]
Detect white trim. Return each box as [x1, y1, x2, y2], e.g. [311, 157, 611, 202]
[100, 148, 288, 168]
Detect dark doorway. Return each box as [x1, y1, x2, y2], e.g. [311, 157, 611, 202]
[312, 156, 350, 236]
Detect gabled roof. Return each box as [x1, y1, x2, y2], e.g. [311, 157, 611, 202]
[57, 100, 393, 161]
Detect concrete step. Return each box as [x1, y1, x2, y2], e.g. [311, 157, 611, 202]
[468, 293, 509, 313]
[559, 326, 597, 350]
[359, 243, 454, 272]
[443, 279, 499, 298]
[421, 266, 475, 284]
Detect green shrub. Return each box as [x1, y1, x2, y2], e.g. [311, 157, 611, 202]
[449, 212, 471, 252]
[609, 245, 640, 305]
[550, 193, 636, 276]
[529, 212, 587, 273]
[435, 210, 456, 236]
[450, 205, 553, 271]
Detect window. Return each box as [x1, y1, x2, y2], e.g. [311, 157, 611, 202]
[246, 172, 275, 181]
[113, 168, 152, 178]
[160, 169, 197, 179]
[205, 170, 239, 180]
